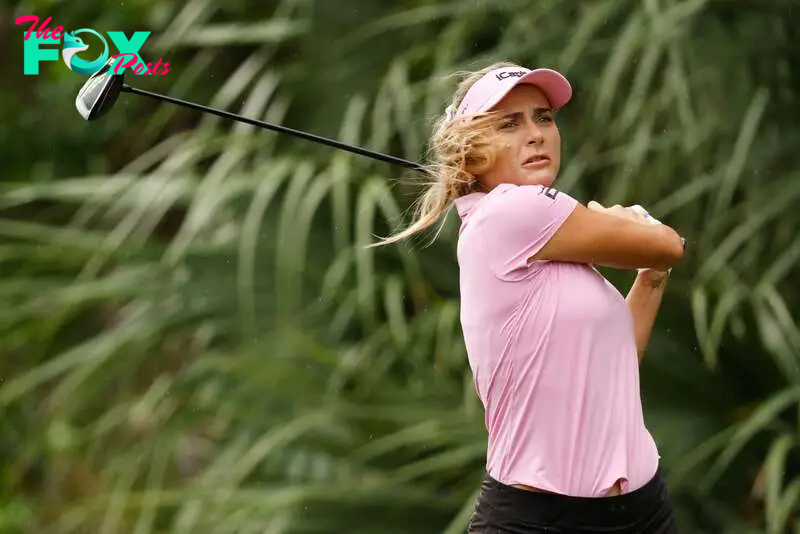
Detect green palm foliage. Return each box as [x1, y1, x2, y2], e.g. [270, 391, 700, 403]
[2, 0, 799, 532]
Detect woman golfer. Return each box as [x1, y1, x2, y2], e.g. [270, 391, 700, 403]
[378, 62, 684, 533]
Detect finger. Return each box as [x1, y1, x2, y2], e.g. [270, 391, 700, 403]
[608, 206, 626, 216]
[628, 205, 660, 225]
[629, 204, 648, 215]
[587, 201, 604, 211]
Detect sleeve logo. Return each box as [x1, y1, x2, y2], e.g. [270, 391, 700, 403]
[538, 185, 558, 200]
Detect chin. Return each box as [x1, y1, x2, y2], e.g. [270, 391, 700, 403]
[521, 172, 556, 188]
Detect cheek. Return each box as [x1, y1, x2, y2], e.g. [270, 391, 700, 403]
[550, 127, 561, 148]
[493, 140, 513, 165]
[499, 134, 523, 162]
[500, 146, 517, 170]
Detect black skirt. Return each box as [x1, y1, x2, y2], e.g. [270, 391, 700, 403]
[467, 467, 679, 534]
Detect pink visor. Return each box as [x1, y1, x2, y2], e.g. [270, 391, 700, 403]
[448, 65, 572, 120]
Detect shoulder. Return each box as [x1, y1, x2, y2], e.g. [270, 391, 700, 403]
[485, 183, 576, 206]
[481, 183, 579, 227]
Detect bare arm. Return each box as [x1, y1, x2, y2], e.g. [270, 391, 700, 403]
[625, 269, 670, 362]
[531, 202, 685, 271]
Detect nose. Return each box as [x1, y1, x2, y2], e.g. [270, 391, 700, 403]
[525, 117, 544, 145]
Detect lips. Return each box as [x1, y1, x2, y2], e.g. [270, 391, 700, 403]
[522, 154, 549, 167]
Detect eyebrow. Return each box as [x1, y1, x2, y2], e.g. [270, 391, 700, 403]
[500, 107, 553, 120]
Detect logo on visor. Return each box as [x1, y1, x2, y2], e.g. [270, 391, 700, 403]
[495, 70, 527, 81]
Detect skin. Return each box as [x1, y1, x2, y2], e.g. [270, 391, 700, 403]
[474, 83, 677, 496]
[479, 85, 561, 191]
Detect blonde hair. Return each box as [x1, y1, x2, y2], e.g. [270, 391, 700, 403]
[370, 61, 519, 247]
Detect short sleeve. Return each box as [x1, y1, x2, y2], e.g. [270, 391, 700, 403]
[483, 184, 578, 279]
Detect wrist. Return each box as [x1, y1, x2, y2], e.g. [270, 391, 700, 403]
[637, 268, 669, 288]
[637, 265, 671, 276]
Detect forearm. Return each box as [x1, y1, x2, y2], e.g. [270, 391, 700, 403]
[625, 269, 669, 363]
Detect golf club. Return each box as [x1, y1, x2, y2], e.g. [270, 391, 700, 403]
[75, 57, 426, 172]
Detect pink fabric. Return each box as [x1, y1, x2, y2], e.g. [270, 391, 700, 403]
[452, 66, 572, 119]
[454, 183, 660, 497]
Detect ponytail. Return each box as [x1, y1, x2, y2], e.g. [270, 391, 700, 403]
[368, 168, 458, 248]
[369, 61, 518, 248]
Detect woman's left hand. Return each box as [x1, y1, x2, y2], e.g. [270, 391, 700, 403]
[586, 201, 650, 225]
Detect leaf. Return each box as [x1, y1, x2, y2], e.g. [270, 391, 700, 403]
[763, 433, 795, 534]
[699, 386, 800, 493]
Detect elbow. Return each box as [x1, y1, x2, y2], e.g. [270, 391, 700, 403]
[649, 226, 685, 270]
[666, 233, 685, 264]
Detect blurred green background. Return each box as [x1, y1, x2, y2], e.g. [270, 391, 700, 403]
[2, 0, 799, 532]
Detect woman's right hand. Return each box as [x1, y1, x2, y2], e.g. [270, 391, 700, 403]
[587, 201, 650, 225]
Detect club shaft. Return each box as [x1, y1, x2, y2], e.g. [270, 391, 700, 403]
[120, 84, 425, 172]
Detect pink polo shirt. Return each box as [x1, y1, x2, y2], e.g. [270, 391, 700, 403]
[454, 183, 660, 497]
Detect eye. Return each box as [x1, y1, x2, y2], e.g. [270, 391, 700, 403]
[499, 118, 518, 130]
[536, 113, 553, 123]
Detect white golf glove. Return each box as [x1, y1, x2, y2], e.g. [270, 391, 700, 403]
[628, 205, 682, 274]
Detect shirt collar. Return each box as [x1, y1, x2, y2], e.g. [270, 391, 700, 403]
[454, 183, 514, 220]
[454, 191, 484, 220]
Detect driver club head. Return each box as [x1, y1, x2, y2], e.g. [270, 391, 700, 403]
[75, 57, 124, 121]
